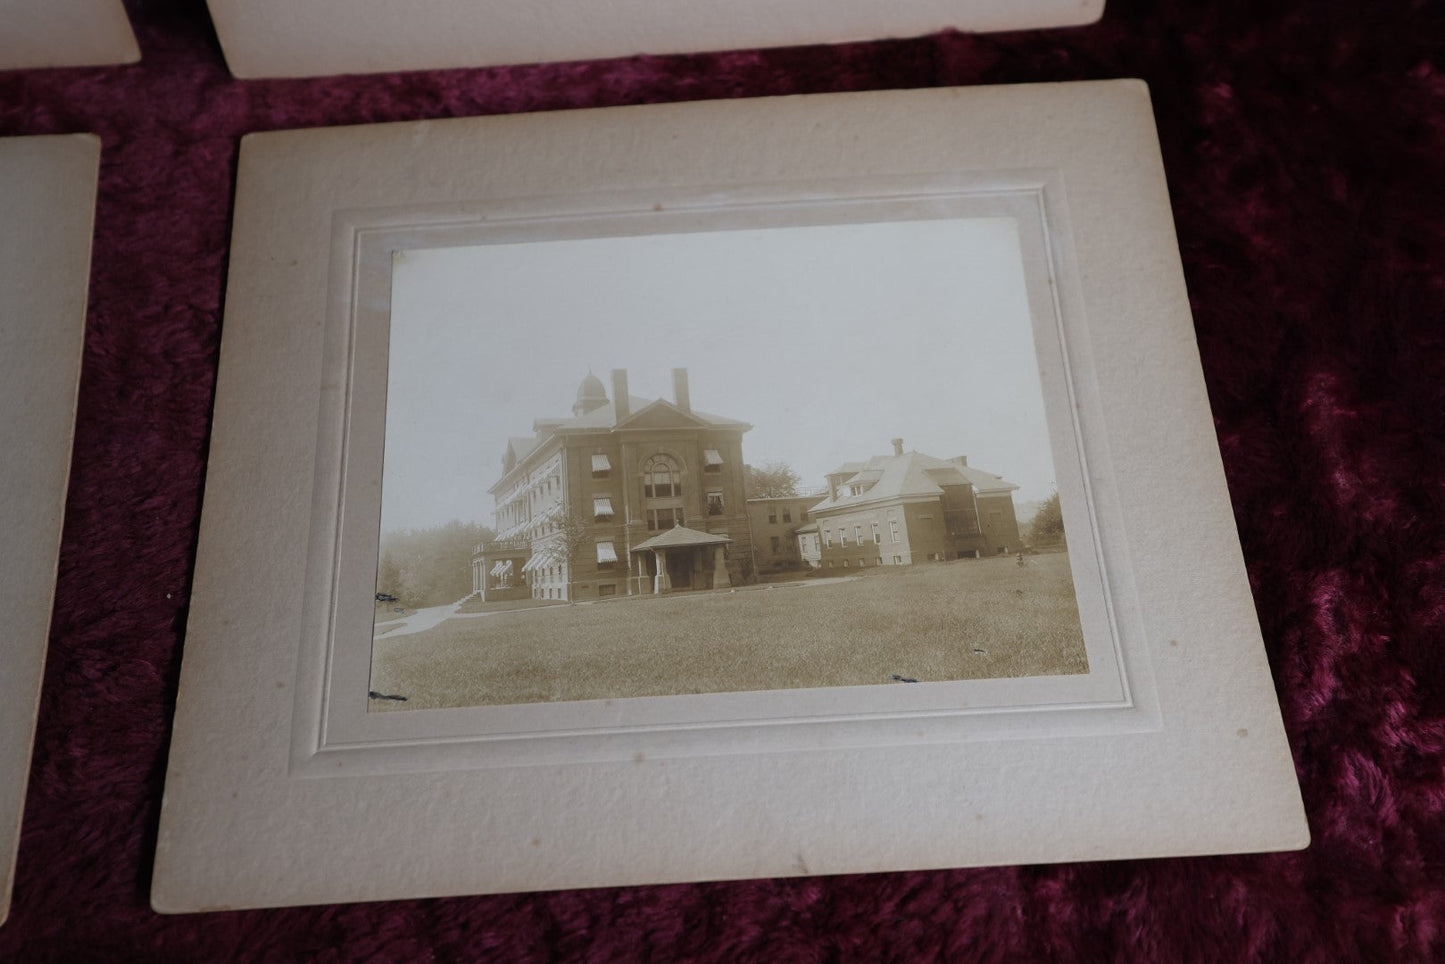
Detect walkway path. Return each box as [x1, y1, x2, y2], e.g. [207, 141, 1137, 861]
[375, 575, 864, 639]
[375, 596, 566, 638]
[374, 600, 467, 639]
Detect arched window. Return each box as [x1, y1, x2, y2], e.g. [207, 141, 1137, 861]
[643, 455, 680, 498]
[642, 454, 684, 531]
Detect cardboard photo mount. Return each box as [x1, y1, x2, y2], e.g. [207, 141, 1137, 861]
[0, 133, 100, 925]
[205, 0, 1105, 78]
[153, 82, 1308, 913]
[0, 0, 139, 71]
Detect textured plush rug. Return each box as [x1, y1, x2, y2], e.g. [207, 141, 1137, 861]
[2, 0, 1442, 959]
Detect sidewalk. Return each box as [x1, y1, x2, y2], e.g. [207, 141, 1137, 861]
[374, 600, 465, 639]
[375, 575, 864, 639]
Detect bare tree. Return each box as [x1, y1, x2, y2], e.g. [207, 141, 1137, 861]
[537, 509, 594, 602]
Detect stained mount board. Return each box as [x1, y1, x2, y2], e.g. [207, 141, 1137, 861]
[0, 0, 139, 70]
[206, 0, 1105, 78]
[153, 82, 1307, 913]
[0, 134, 99, 925]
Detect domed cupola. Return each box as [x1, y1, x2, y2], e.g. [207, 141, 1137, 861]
[572, 371, 609, 417]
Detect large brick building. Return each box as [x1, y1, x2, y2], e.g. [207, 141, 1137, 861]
[744, 494, 822, 573]
[808, 439, 1022, 570]
[472, 369, 754, 601]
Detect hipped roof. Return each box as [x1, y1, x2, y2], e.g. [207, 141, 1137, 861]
[553, 395, 748, 432]
[810, 451, 1019, 514]
[494, 394, 749, 494]
[631, 525, 732, 552]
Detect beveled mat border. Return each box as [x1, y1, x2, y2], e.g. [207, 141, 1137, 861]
[154, 83, 1307, 913]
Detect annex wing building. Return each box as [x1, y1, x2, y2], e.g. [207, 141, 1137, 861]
[807, 438, 1023, 569]
[472, 369, 753, 601]
[743, 494, 822, 574]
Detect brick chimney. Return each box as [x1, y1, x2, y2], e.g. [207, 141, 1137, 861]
[891, 437, 904, 457]
[672, 368, 691, 413]
[612, 369, 630, 421]
[953, 455, 968, 467]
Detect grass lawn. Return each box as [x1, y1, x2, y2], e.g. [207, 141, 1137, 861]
[454, 597, 567, 615]
[369, 552, 1089, 709]
[373, 604, 410, 625]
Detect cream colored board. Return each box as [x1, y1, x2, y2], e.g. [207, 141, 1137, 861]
[0, 0, 138, 70]
[153, 83, 1307, 913]
[0, 134, 99, 924]
[205, 0, 1105, 78]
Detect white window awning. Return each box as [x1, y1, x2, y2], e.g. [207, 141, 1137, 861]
[703, 449, 723, 467]
[596, 541, 618, 564]
[591, 454, 611, 472]
[593, 496, 613, 518]
[489, 562, 507, 577]
[520, 556, 540, 573]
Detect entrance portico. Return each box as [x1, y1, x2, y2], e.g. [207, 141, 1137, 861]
[630, 525, 732, 595]
[472, 540, 531, 601]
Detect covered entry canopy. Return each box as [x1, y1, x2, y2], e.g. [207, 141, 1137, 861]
[630, 525, 731, 595]
[630, 525, 731, 554]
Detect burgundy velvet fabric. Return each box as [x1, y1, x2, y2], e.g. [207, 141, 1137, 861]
[2, 0, 1442, 959]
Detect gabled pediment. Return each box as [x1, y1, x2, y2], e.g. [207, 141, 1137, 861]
[614, 398, 710, 431]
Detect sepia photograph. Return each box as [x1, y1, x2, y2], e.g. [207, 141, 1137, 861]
[152, 87, 1310, 912]
[367, 215, 1089, 710]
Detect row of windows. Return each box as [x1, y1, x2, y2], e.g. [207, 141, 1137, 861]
[586, 494, 722, 523]
[497, 468, 561, 513]
[821, 556, 903, 569]
[823, 520, 899, 548]
[532, 562, 565, 600]
[529, 563, 563, 583]
[765, 507, 809, 524]
[596, 454, 725, 524]
[502, 515, 566, 542]
[591, 451, 725, 482]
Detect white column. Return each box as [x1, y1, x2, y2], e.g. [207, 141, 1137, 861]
[712, 545, 730, 589]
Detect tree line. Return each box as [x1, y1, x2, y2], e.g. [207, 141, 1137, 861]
[744, 461, 801, 498]
[1026, 491, 1065, 547]
[376, 520, 493, 608]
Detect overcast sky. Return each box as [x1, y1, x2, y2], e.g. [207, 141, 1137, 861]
[381, 217, 1059, 534]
